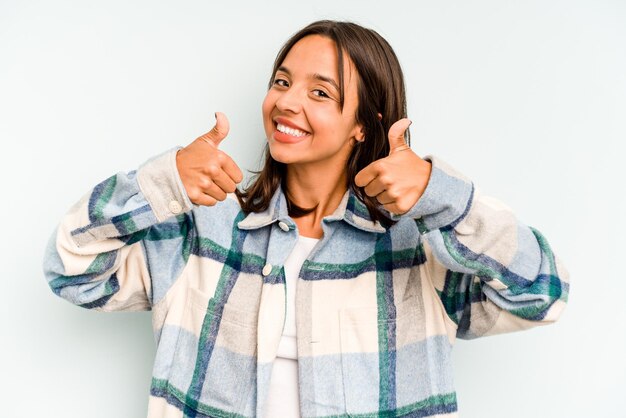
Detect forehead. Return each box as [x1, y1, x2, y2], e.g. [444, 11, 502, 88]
[279, 34, 357, 87]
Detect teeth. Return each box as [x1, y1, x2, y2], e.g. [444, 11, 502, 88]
[276, 123, 307, 137]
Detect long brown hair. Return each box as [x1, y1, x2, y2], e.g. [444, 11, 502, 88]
[235, 20, 409, 228]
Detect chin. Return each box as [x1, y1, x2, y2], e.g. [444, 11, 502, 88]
[267, 145, 294, 165]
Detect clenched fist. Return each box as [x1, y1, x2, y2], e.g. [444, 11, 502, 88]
[176, 112, 244, 206]
[354, 118, 432, 215]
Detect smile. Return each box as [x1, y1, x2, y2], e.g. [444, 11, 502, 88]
[276, 123, 309, 137]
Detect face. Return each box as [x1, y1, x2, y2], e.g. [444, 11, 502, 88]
[262, 35, 364, 169]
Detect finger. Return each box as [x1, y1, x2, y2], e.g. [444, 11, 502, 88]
[387, 118, 412, 154]
[198, 111, 230, 147]
[190, 191, 218, 207]
[382, 202, 400, 215]
[220, 154, 244, 184]
[199, 179, 228, 201]
[375, 190, 396, 205]
[354, 163, 379, 188]
[209, 169, 237, 195]
[363, 177, 386, 197]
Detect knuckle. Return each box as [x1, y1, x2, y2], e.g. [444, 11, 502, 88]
[395, 198, 409, 212]
[198, 177, 212, 190]
[188, 190, 200, 202]
[197, 136, 214, 148]
[205, 164, 220, 177]
[212, 126, 226, 138]
[379, 175, 392, 186]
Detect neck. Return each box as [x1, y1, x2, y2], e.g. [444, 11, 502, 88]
[284, 160, 348, 227]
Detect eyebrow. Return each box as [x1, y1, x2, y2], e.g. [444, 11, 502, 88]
[277, 65, 340, 93]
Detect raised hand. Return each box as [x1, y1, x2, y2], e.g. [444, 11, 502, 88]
[176, 112, 244, 206]
[354, 118, 432, 215]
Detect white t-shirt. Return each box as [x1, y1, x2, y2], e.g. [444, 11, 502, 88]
[263, 235, 319, 418]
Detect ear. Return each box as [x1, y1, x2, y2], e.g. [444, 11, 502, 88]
[377, 112, 382, 121]
[354, 126, 365, 142]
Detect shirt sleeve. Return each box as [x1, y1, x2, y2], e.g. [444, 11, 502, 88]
[388, 154, 570, 340]
[42, 147, 194, 312]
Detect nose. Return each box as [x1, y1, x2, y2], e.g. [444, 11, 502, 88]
[275, 86, 303, 114]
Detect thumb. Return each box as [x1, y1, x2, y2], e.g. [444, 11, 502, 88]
[387, 118, 412, 154]
[198, 111, 230, 147]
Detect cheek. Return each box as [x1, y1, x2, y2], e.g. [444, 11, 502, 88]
[261, 93, 272, 118]
[307, 109, 336, 136]
[312, 113, 349, 141]
[261, 93, 275, 131]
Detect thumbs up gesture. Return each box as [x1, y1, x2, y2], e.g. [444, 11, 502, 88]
[354, 118, 432, 216]
[176, 112, 244, 206]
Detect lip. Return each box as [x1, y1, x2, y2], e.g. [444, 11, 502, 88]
[273, 116, 310, 134]
[272, 128, 310, 144]
[271, 116, 311, 144]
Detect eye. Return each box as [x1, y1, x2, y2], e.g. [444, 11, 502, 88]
[273, 78, 289, 87]
[312, 89, 329, 98]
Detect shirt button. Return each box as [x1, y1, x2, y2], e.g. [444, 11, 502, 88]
[278, 221, 290, 232]
[262, 264, 273, 276]
[169, 200, 182, 214]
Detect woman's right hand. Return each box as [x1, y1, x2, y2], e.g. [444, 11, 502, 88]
[176, 112, 244, 206]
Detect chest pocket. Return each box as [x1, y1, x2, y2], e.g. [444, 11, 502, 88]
[166, 287, 258, 417]
[339, 295, 426, 416]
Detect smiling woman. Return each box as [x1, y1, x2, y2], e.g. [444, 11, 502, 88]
[43, 19, 570, 418]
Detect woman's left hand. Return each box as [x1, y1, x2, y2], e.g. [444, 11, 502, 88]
[354, 118, 432, 216]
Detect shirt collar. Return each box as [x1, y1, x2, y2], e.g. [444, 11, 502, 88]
[236, 184, 387, 234]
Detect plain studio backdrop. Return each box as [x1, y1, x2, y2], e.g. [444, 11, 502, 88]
[1, 0, 624, 417]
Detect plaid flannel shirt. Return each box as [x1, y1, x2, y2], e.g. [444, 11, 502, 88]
[43, 147, 569, 418]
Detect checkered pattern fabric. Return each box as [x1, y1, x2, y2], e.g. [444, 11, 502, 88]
[43, 147, 569, 417]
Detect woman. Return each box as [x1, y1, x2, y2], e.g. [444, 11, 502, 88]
[43, 20, 570, 418]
